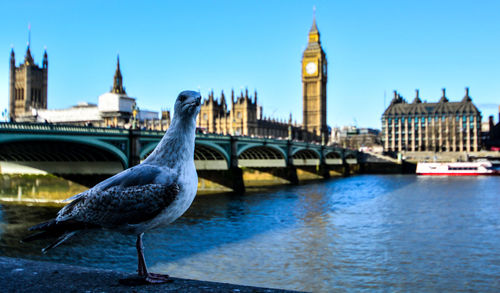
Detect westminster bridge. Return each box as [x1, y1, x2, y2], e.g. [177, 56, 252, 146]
[0, 123, 359, 192]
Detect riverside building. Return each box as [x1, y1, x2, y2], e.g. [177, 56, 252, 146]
[12, 56, 169, 130]
[8, 45, 48, 122]
[196, 89, 302, 139]
[382, 88, 482, 152]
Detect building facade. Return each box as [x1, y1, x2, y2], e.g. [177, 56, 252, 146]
[382, 88, 482, 152]
[196, 89, 302, 139]
[302, 16, 328, 142]
[9, 46, 48, 121]
[331, 126, 381, 151]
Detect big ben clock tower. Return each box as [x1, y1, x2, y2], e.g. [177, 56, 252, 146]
[302, 14, 327, 142]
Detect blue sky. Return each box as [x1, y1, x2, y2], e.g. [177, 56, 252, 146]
[1, 0, 499, 128]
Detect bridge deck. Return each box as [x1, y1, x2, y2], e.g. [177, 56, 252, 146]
[0, 122, 357, 173]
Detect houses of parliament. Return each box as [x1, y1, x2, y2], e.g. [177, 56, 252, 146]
[196, 17, 328, 142]
[8, 18, 329, 143]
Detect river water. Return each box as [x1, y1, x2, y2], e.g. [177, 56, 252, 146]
[0, 175, 499, 292]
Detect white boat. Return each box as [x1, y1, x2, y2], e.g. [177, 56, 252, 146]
[416, 161, 500, 176]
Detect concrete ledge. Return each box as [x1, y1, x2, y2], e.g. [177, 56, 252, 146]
[0, 257, 301, 293]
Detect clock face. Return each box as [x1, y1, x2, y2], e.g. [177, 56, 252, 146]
[306, 62, 317, 75]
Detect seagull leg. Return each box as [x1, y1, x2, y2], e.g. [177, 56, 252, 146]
[136, 233, 148, 277]
[136, 233, 172, 284]
[119, 233, 172, 285]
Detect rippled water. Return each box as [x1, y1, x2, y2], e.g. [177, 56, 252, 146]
[1, 175, 499, 292]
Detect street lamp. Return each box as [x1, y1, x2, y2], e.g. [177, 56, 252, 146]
[132, 104, 139, 130]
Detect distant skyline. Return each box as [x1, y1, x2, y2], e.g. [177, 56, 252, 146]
[1, 0, 499, 128]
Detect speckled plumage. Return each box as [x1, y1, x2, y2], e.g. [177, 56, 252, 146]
[58, 183, 180, 229]
[24, 91, 202, 253]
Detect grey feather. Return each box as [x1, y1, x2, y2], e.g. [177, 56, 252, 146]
[93, 164, 166, 190]
[58, 183, 179, 227]
[42, 231, 78, 254]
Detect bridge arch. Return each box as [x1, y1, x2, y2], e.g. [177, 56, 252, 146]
[139, 141, 230, 170]
[238, 145, 286, 168]
[345, 152, 356, 159]
[139, 142, 159, 160]
[0, 137, 127, 174]
[345, 152, 358, 164]
[194, 143, 229, 170]
[324, 150, 343, 165]
[291, 149, 320, 166]
[237, 143, 287, 160]
[324, 150, 342, 158]
[195, 141, 230, 163]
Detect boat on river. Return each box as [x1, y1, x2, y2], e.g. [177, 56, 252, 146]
[416, 161, 500, 176]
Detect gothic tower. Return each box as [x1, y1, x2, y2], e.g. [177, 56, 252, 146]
[302, 14, 327, 142]
[8, 44, 48, 121]
[111, 55, 126, 94]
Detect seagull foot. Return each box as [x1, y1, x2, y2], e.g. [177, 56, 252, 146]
[119, 273, 172, 285]
[145, 272, 172, 283]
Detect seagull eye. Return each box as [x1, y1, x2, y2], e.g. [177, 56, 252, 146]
[179, 95, 186, 102]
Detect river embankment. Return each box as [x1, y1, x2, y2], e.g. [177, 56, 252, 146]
[0, 256, 300, 293]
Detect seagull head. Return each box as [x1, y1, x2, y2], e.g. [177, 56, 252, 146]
[174, 90, 201, 118]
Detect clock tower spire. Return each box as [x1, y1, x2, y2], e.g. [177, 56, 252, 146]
[302, 9, 328, 142]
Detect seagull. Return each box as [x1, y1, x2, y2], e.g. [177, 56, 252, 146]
[22, 90, 201, 284]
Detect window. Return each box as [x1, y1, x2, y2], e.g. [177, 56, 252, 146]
[470, 116, 474, 122]
[203, 113, 207, 120]
[237, 112, 242, 119]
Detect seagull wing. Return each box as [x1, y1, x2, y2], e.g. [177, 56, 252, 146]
[58, 164, 179, 227]
[58, 183, 179, 227]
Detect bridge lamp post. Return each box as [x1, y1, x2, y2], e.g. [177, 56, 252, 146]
[132, 106, 138, 130]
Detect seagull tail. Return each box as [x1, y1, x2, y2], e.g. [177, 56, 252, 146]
[21, 218, 85, 253]
[41, 231, 78, 254]
[22, 219, 59, 242]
